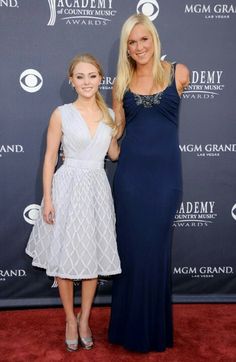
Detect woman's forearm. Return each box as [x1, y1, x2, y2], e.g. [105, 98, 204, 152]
[42, 155, 57, 202]
[108, 137, 120, 161]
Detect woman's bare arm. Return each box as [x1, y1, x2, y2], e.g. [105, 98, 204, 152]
[175, 63, 190, 96]
[112, 81, 126, 139]
[42, 108, 62, 224]
[107, 136, 120, 161]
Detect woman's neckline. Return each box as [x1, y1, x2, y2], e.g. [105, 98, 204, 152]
[128, 87, 168, 97]
[70, 103, 103, 139]
[128, 62, 175, 97]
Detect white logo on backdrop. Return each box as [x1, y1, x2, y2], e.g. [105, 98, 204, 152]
[47, 0, 117, 26]
[48, 0, 56, 25]
[23, 204, 40, 225]
[137, 0, 159, 21]
[0, 269, 26, 282]
[179, 144, 236, 157]
[0, 144, 24, 157]
[184, 3, 236, 20]
[0, 0, 19, 7]
[173, 266, 234, 278]
[231, 204, 236, 221]
[183, 70, 224, 99]
[160, 55, 167, 61]
[100, 76, 116, 90]
[174, 201, 217, 228]
[19, 69, 43, 93]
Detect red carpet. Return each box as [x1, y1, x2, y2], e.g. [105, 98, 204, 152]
[0, 304, 235, 362]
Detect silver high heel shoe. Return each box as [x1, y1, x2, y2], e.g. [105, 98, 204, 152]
[65, 322, 78, 352]
[77, 313, 94, 350]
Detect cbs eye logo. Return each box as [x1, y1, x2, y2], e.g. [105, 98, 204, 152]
[231, 204, 236, 221]
[19, 69, 43, 93]
[137, 0, 159, 21]
[23, 204, 40, 225]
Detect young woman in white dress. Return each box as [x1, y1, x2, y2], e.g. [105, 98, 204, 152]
[26, 54, 121, 352]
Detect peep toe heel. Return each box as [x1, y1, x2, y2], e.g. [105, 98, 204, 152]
[65, 321, 78, 352]
[77, 313, 94, 350]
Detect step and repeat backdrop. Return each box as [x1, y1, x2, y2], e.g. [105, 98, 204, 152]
[0, 0, 236, 307]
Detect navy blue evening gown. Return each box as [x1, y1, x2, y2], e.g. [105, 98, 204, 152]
[108, 64, 182, 352]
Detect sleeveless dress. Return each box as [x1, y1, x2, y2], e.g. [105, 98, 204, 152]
[26, 103, 121, 280]
[108, 65, 182, 352]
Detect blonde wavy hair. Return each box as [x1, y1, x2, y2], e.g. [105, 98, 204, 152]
[115, 14, 171, 101]
[68, 53, 114, 129]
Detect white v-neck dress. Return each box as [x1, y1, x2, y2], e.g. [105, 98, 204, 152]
[26, 103, 121, 279]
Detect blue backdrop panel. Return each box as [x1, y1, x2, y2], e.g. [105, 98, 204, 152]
[0, 0, 236, 306]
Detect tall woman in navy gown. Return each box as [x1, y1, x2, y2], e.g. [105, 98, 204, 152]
[108, 14, 190, 352]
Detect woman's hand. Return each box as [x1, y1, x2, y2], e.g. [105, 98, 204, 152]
[43, 199, 55, 224]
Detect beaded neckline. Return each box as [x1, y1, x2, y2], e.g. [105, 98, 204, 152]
[128, 63, 176, 108]
[131, 90, 163, 108]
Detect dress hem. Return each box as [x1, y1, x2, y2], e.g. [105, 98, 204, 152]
[26, 249, 121, 280]
[108, 339, 173, 353]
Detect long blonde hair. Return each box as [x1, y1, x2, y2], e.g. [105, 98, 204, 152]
[68, 53, 114, 129]
[115, 14, 170, 101]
